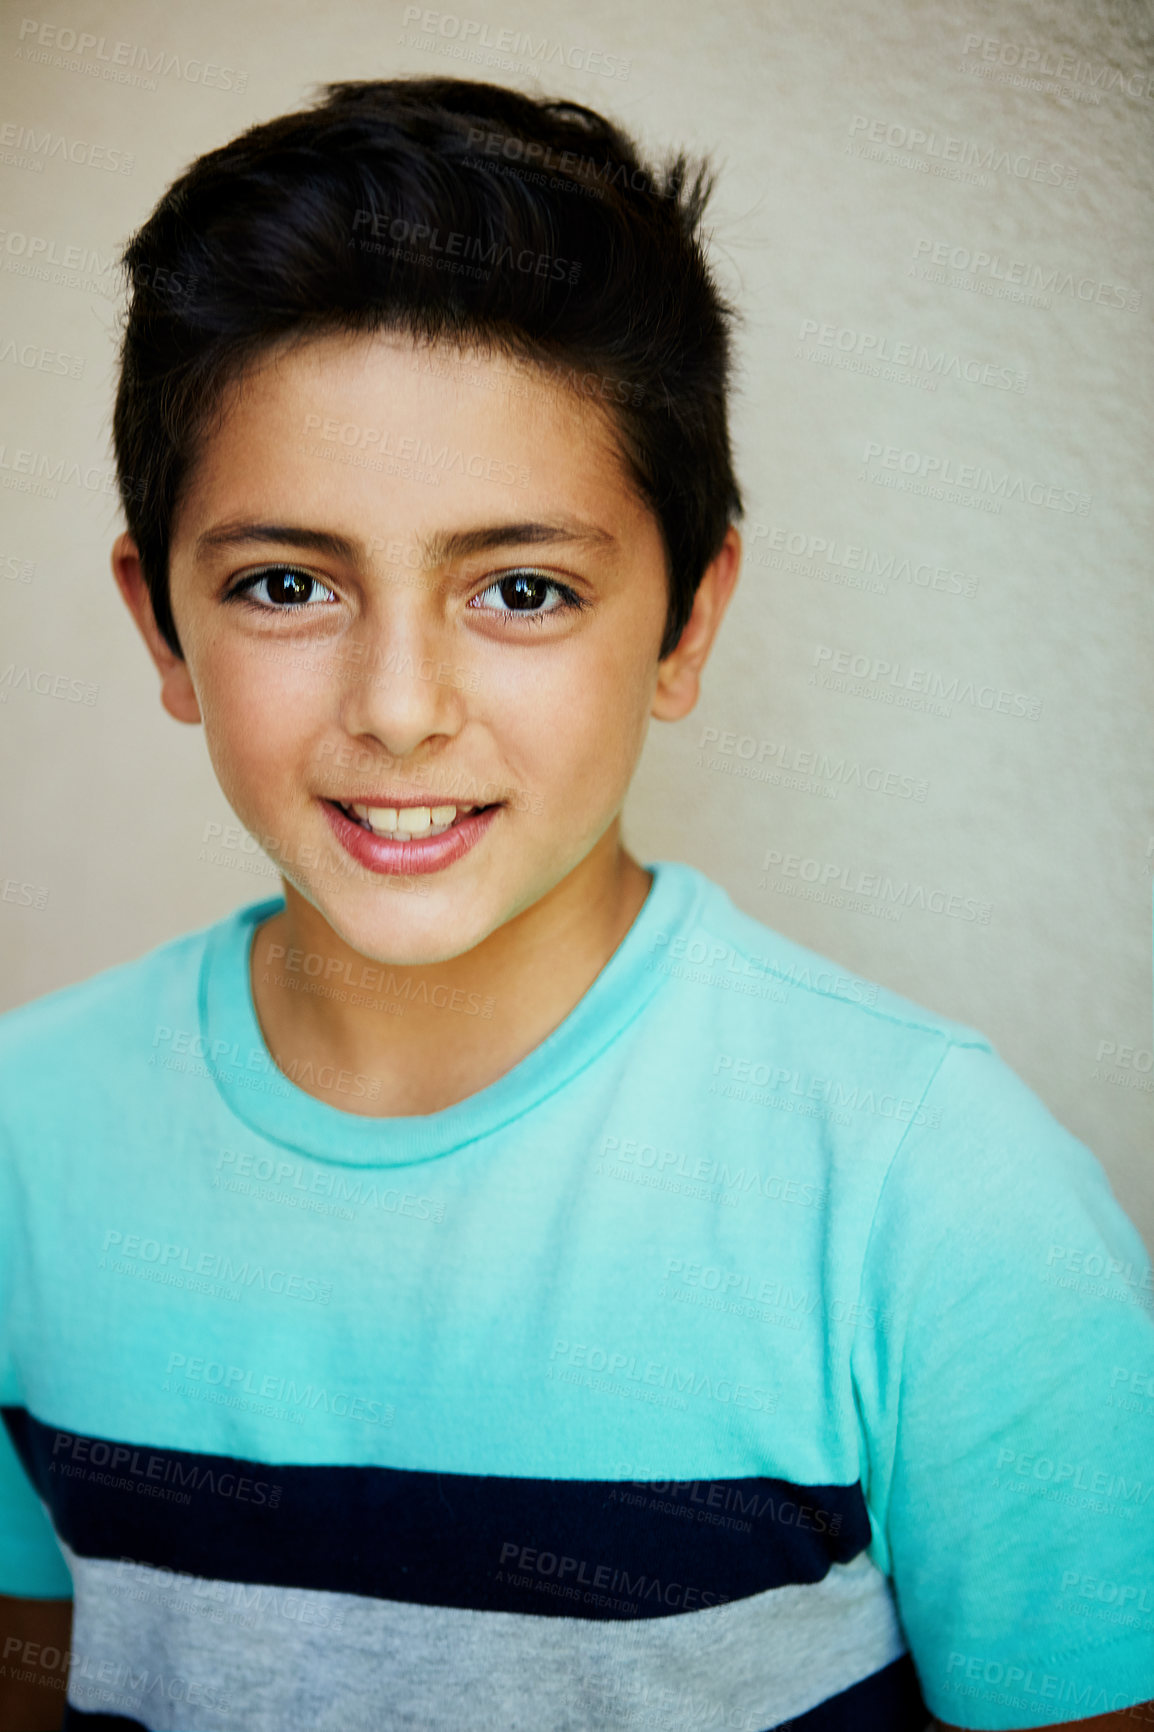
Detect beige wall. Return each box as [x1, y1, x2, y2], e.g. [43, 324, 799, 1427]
[1, 0, 1151, 1246]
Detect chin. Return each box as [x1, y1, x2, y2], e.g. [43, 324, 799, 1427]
[326, 896, 497, 969]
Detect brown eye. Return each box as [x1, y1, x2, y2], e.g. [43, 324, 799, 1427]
[265, 570, 315, 606]
[472, 571, 583, 618]
[498, 574, 550, 610]
[229, 567, 338, 609]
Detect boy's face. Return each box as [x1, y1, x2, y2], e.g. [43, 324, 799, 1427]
[117, 330, 737, 966]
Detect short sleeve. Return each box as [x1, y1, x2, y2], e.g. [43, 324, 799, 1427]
[0, 1412, 73, 1597]
[0, 1124, 72, 1598]
[852, 1039, 1154, 1729]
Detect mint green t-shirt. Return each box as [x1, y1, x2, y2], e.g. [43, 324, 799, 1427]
[1, 860, 1152, 1731]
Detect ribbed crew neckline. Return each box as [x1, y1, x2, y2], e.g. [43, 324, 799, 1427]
[197, 859, 703, 1167]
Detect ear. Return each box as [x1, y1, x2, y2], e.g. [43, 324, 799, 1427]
[110, 532, 202, 725]
[651, 525, 741, 722]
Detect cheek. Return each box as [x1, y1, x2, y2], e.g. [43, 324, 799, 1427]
[496, 636, 651, 804]
[196, 647, 314, 779]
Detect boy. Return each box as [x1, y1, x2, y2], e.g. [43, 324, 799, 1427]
[1, 75, 1152, 1732]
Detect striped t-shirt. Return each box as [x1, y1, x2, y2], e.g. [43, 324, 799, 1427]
[2, 859, 1153, 1730]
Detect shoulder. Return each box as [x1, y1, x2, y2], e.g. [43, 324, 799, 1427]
[850, 1039, 1152, 1369]
[0, 899, 273, 1095]
[654, 859, 992, 1065]
[653, 866, 1136, 1240]
[866, 1036, 1145, 1274]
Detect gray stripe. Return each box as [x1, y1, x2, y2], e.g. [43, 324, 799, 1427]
[61, 1542, 907, 1731]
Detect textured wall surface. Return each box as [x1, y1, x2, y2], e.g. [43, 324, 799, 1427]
[1, 0, 1151, 1243]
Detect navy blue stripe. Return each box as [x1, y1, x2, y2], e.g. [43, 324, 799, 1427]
[5, 1406, 870, 1619]
[772, 1653, 928, 1728]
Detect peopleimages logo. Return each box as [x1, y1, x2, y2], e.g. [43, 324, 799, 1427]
[810, 644, 1042, 721]
[350, 211, 581, 285]
[99, 1229, 334, 1306]
[961, 34, 1154, 101]
[548, 1338, 777, 1413]
[0, 663, 98, 703]
[50, 1429, 282, 1509]
[648, 927, 881, 998]
[0, 441, 118, 496]
[302, 411, 530, 486]
[0, 121, 134, 173]
[910, 237, 1141, 312]
[847, 114, 1077, 186]
[496, 1540, 728, 1612]
[747, 518, 978, 596]
[944, 1651, 1149, 1718]
[861, 441, 1091, 514]
[15, 18, 249, 91]
[0, 228, 118, 299]
[401, 9, 631, 79]
[798, 320, 1027, 392]
[0, 335, 85, 378]
[697, 726, 930, 801]
[165, 1353, 389, 1424]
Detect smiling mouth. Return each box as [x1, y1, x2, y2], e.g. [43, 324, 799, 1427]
[330, 799, 501, 840]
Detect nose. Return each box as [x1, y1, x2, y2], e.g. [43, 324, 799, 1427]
[335, 598, 468, 760]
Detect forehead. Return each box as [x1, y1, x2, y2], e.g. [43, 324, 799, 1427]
[172, 328, 643, 550]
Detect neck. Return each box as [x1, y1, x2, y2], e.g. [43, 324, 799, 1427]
[249, 825, 653, 1117]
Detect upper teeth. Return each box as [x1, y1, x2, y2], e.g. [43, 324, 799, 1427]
[350, 803, 471, 836]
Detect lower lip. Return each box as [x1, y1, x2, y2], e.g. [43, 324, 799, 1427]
[321, 800, 502, 876]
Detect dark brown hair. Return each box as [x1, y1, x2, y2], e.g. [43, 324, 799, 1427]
[112, 76, 744, 659]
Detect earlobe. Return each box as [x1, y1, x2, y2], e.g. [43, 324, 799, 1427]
[158, 663, 203, 727]
[110, 532, 202, 725]
[652, 648, 703, 722]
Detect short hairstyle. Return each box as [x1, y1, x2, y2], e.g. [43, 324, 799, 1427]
[111, 76, 744, 661]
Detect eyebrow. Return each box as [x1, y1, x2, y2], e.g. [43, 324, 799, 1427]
[194, 518, 617, 566]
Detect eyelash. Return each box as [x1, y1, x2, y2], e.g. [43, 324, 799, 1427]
[224, 565, 589, 625]
[472, 571, 588, 626]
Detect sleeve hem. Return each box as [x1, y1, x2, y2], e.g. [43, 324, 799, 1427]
[1040, 1613, 1154, 1671]
[921, 1622, 1154, 1728]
